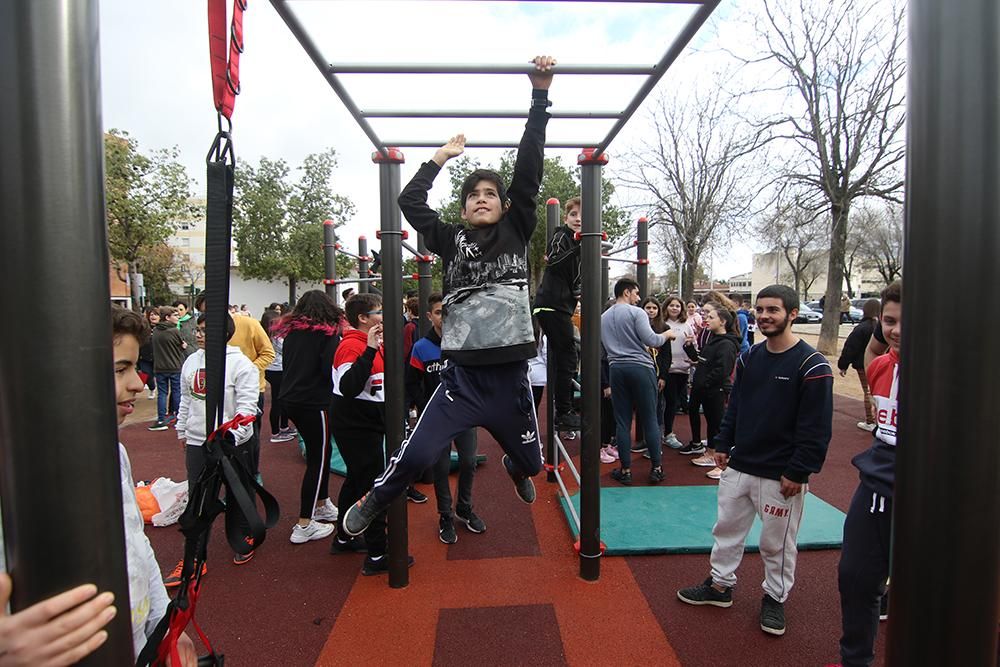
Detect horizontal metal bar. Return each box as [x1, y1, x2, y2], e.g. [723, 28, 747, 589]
[604, 243, 637, 256]
[361, 109, 623, 120]
[603, 255, 643, 264]
[382, 140, 599, 149]
[330, 63, 655, 76]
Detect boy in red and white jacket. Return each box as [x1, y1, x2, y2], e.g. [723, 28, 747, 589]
[330, 293, 406, 574]
[837, 280, 902, 667]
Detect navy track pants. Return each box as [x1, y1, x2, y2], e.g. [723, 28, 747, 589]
[372, 360, 542, 505]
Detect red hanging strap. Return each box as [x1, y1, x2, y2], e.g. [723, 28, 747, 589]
[208, 0, 246, 120]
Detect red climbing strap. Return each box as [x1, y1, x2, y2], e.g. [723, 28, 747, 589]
[208, 0, 246, 120]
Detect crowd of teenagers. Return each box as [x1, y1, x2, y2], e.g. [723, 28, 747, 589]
[2, 57, 903, 667]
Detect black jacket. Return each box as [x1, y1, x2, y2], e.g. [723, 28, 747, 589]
[279, 326, 340, 410]
[534, 225, 581, 314]
[397, 89, 549, 366]
[685, 332, 741, 392]
[837, 318, 877, 371]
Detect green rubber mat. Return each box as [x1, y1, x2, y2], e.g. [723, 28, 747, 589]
[298, 436, 485, 477]
[558, 486, 845, 555]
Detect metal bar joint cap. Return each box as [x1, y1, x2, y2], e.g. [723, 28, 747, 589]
[575, 231, 608, 241]
[371, 147, 405, 164]
[546, 198, 560, 206]
[375, 230, 409, 240]
[577, 148, 609, 165]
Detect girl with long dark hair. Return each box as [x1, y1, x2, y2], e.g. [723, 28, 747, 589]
[273, 290, 345, 544]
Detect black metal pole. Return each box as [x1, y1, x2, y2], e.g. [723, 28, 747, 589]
[577, 150, 606, 581]
[358, 236, 370, 295]
[416, 233, 432, 338]
[323, 219, 337, 301]
[0, 1, 134, 663]
[601, 258, 610, 304]
[637, 216, 649, 296]
[887, 2, 999, 665]
[544, 198, 560, 483]
[373, 149, 409, 588]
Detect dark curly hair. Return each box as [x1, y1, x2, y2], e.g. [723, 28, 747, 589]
[112, 304, 149, 345]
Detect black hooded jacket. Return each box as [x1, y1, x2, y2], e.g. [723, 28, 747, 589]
[685, 332, 741, 392]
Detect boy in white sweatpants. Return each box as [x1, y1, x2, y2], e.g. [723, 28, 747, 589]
[676, 285, 833, 637]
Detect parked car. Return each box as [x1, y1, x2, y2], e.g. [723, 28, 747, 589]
[852, 297, 880, 310]
[806, 300, 863, 322]
[795, 304, 823, 323]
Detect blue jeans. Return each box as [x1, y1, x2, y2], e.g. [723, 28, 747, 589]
[155, 372, 181, 421]
[609, 363, 662, 468]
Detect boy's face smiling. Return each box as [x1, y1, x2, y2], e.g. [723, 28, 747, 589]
[114, 333, 144, 425]
[564, 205, 581, 233]
[461, 179, 503, 227]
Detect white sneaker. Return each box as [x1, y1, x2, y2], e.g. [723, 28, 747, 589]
[857, 421, 877, 432]
[290, 520, 335, 544]
[312, 499, 339, 522]
[600, 447, 616, 464]
[664, 434, 684, 450]
[147, 390, 156, 399]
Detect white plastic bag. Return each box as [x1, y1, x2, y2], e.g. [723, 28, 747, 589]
[150, 478, 189, 527]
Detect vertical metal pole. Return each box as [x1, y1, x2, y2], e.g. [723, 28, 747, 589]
[888, 1, 999, 665]
[0, 1, 134, 663]
[358, 236, 370, 295]
[544, 198, 560, 483]
[601, 257, 609, 304]
[373, 149, 409, 588]
[416, 233, 432, 338]
[637, 216, 649, 297]
[323, 219, 337, 301]
[577, 150, 606, 581]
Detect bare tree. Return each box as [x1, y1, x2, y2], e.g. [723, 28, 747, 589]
[861, 203, 904, 285]
[620, 84, 768, 300]
[757, 194, 828, 298]
[752, 0, 906, 353]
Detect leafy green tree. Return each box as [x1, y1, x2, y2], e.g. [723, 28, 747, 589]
[104, 129, 194, 308]
[234, 149, 355, 303]
[434, 152, 627, 292]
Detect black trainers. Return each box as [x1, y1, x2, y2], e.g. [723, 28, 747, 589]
[342, 492, 387, 537]
[555, 412, 581, 429]
[760, 594, 786, 636]
[406, 486, 428, 503]
[630, 443, 648, 453]
[610, 468, 632, 486]
[677, 578, 733, 607]
[148, 420, 169, 431]
[455, 508, 486, 534]
[502, 455, 536, 504]
[678, 441, 706, 455]
[879, 590, 889, 621]
[439, 515, 458, 544]
[649, 467, 665, 484]
[361, 554, 415, 576]
[329, 535, 368, 554]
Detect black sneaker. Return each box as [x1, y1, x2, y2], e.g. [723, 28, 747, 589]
[439, 515, 457, 544]
[406, 486, 428, 504]
[677, 578, 733, 608]
[879, 590, 889, 621]
[361, 554, 415, 576]
[329, 535, 368, 554]
[148, 420, 169, 431]
[455, 508, 486, 534]
[610, 468, 632, 486]
[760, 594, 786, 636]
[678, 441, 706, 455]
[630, 443, 648, 453]
[342, 492, 387, 537]
[555, 412, 581, 429]
[649, 467, 665, 484]
[502, 455, 536, 504]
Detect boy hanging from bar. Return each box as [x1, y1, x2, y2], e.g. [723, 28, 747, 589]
[343, 55, 556, 537]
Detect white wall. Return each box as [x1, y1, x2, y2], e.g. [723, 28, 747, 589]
[228, 270, 327, 316]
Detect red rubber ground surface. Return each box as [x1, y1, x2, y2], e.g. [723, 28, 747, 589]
[126, 392, 885, 666]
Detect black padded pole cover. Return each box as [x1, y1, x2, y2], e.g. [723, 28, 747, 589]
[887, 1, 1000, 664]
[0, 1, 134, 663]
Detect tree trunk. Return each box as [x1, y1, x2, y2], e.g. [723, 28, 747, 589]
[818, 203, 849, 355]
[288, 275, 297, 306]
[128, 264, 142, 311]
[682, 249, 697, 301]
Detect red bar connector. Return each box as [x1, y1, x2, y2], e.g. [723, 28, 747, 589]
[577, 148, 609, 165]
[371, 147, 405, 164]
[574, 231, 608, 241]
[375, 230, 409, 240]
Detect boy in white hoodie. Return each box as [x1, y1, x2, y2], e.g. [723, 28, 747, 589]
[166, 313, 259, 582]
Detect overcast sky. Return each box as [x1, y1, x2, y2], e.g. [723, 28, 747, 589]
[98, 0, 758, 281]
